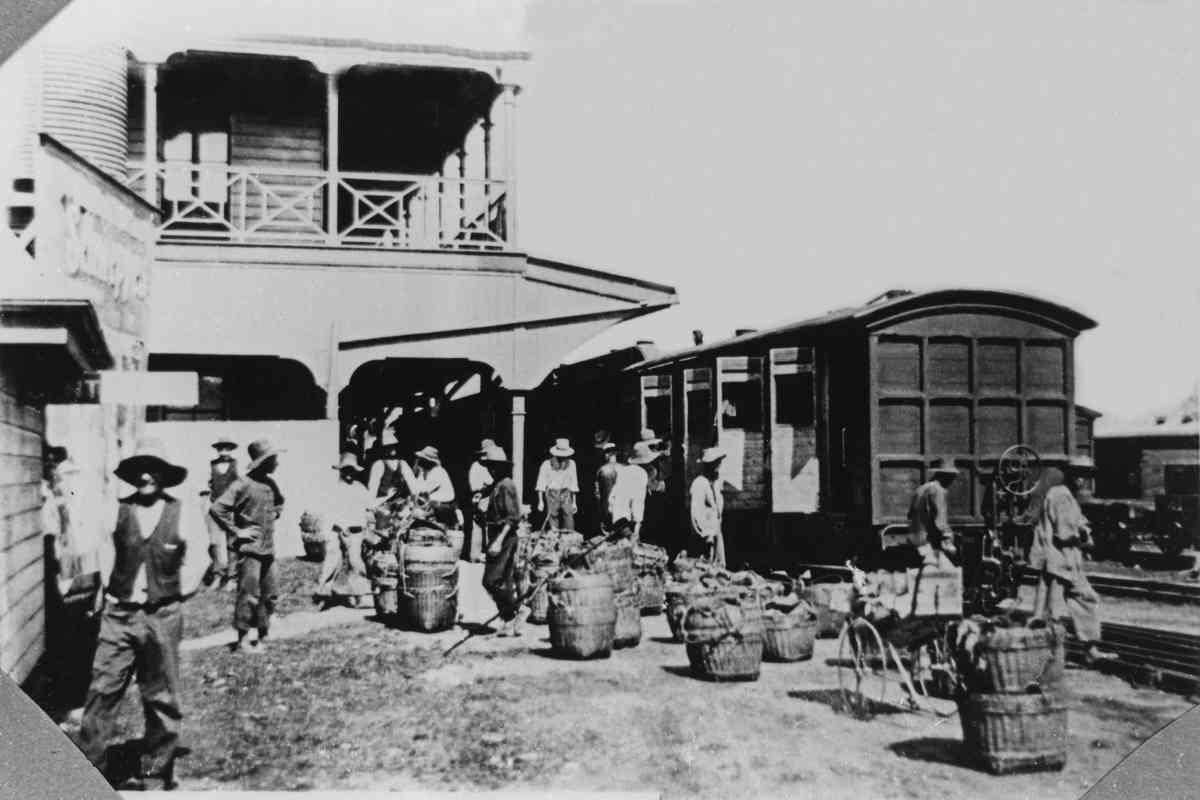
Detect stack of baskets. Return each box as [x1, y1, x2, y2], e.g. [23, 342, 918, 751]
[366, 548, 401, 616]
[681, 596, 765, 681]
[397, 541, 460, 632]
[957, 621, 1068, 774]
[583, 539, 641, 649]
[547, 570, 616, 659]
[526, 539, 563, 624]
[633, 543, 669, 616]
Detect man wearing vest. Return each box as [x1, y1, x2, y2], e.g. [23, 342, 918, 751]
[200, 435, 239, 590]
[210, 438, 285, 653]
[78, 439, 211, 790]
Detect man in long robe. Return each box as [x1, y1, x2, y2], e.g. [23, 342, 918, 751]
[480, 444, 526, 635]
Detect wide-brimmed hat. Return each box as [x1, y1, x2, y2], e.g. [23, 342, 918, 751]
[480, 443, 511, 464]
[931, 458, 959, 478]
[630, 441, 662, 465]
[211, 435, 238, 450]
[246, 438, 285, 472]
[598, 440, 617, 452]
[593, 430, 612, 448]
[1067, 455, 1097, 474]
[699, 447, 726, 465]
[549, 438, 575, 457]
[115, 438, 187, 488]
[640, 428, 662, 446]
[414, 445, 441, 465]
[333, 452, 363, 473]
[475, 438, 497, 456]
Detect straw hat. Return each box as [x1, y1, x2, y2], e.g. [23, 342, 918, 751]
[475, 438, 497, 456]
[115, 438, 188, 488]
[481, 443, 511, 464]
[698, 447, 726, 466]
[333, 452, 363, 473]
[598, 440, 616, 452]
[629, 441, 662, 465]
[1068, 455, 1097, 474]
[549, 438, 575, 458]
[211, 435, 238, 450]
[414, 445, 441, 465]
[931, 458, 959, 478]
[640, 428, 662, 446]
[246, 439, 285, 472]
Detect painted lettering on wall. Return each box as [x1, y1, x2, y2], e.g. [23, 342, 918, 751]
[60, 195, 150, 304]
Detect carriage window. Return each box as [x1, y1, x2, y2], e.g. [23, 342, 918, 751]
[687, 390, 710, 434]
[721, 380, 761, 430]
[644, 395, 671, 440]
[774, 372, 815, 427]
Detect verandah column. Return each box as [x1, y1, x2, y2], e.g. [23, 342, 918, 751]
[500, 83, 519, 248]
[511, 391, 527, 505]
[141, 61, 159, 205]
[325, 71, 340, 245]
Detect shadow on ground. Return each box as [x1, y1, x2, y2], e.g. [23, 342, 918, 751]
[888, 737, 972, 769]
[788, 688, 909, 718]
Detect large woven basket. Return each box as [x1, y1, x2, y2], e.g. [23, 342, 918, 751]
[959, 691, 1068, 774]
[762, 611, 816, 662]
[613, 590, 643, 649]
[806, 582, 853, 637]
[548, 572, 617, 659]
[584, 540, 637, 595]
[527, 560, 560, 624]
[637, 572, 666, 615]
[399, 544, 459, 632]
[301, 531, 326, 563]
[665, 582, 710, 642]
[683, 601, 764, 681]
[977, 625, 1065, 693]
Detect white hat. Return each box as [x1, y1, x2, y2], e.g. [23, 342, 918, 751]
[699, 447, 726, 465]
[549, 438, 575, 457]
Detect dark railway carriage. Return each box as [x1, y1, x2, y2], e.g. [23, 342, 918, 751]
[612, 289, 1097, 569]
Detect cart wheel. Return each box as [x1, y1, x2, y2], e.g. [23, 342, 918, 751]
[837, 618, 887, 716]
[907, 631, 957, 699]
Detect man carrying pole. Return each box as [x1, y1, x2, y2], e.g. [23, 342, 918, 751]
[479, 444, 527, 636]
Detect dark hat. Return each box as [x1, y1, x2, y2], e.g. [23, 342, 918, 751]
[593, 430, 612, 448]
[931, 458, 959, 478]
[115, 438, 187, 488]
[247, 438, 285, 472]
[212, 435, 238, 450]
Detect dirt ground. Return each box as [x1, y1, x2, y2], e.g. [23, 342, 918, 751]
[80, 568, 1196, 799]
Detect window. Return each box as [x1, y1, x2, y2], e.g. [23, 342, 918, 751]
[774, 372, 815, 427]
[1165, 465, 1199, 495]
[720, 380, 761, 430]
[164, 130, 230, 204]
[150, 374, 225, 421]
[644, 395, 671, 440]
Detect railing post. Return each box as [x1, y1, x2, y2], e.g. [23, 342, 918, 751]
[325, 71, 340, 245]
[501, 83, 520, 248]
[457, 146, 467, 237]
[142, 62, 160, 206]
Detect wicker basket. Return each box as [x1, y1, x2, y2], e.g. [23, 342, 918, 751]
[665, 582, 709, 642]
[399, 545, 459, 632]
[762, 611, 816, 662]
[373, 578, 399, 617]
[613, 590, 643, 649]
[301, 531, 327, 563]
[446, 528, 466, 559]
[959, 691, 1068, 774]
[584, 540, 637, 595]
[527, 561, 560, 624]
[637, 572, 666, 615]
[682, 601, 764, 681]
[977, 625, 1065, 693]
[548, 571, 617, 659]
[558, 531, 585, 553]
[806, 582, 853, 637]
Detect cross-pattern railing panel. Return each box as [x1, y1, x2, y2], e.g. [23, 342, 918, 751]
[125, 164, 511, 251]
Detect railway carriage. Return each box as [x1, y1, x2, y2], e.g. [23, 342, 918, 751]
[540, 289, 1098, 570]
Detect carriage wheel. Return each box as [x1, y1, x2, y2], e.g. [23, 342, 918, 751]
[836, 618, 887, 716]
[998, 444, 1042, 497]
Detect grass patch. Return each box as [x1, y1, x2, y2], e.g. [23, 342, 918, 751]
[183, 557, 322, 639]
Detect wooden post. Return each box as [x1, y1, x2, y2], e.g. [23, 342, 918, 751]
[511, 392, 526, 504]
[325, 71, 340, 245]
[481, 115, 494, 234]
[326, 320, 339, 421]
[142, 62, 159, 205]
[501, 84, 519, 248]
[457, 146, 466, 235]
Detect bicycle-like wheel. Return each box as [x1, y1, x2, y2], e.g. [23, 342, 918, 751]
[836, 617, 888, 716]
[998, 444, 1042, 497]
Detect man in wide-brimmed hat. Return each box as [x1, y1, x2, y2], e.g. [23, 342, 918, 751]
[366, 441, 411, 506]
[593, 439, 620, 531]
[535, 438, 579, 531]
[608, 441, 661, 541]
[689, 447, 727, 566]
[79, 439, 211, 790]
[210, 438, 285, 654]
[476, 444, 526, 634]
[1028, 455, 1116, 664]
[201, 435, 240, 590]
[316, 453, 373, 602]
[465, 438, 498, 561]
[404, 445, 458, 528]
[906, 458, 960, 565]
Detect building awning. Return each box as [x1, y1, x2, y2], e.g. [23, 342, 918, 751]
[0, 298, 114, 373]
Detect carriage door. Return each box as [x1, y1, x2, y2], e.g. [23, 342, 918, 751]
[770, 347, 819, 513]
[640, 374, 673, 443]
[716, 356, 766, 510]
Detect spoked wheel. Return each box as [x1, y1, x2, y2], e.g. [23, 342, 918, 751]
[836, 618, 887, 717]
[906, 633, 956, 700]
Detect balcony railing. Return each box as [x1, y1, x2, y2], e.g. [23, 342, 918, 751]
[124, 164, 511, 251]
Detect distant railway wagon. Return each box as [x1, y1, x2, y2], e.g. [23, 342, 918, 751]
[537, 289, 1099, 569]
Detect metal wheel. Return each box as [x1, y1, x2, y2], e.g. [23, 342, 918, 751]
[998, 444, 1042, 497]
[836, 618, 887, 716]
[907, 626, 958, 699]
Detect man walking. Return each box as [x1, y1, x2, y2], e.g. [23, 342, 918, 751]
[201, 435, 239, 590]
[78, 439, 211, 790]
[480, 444, 526, 636]
[688, 447, 727, 566]
[210, 438, 285, 654]
[907, 458, 960, 565]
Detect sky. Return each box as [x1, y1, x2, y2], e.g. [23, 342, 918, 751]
[515, 0, 1200, 421]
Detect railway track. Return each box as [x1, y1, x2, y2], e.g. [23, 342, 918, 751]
[1016, 571, 1200, 604]
[1065, 622, 1200, 696]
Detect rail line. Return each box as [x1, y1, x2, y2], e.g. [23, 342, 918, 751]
[1065, 622, 1200, 696]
